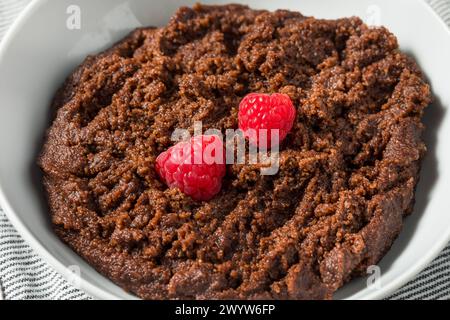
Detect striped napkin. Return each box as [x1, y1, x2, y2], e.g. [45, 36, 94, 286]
[1, 0, 450, 300]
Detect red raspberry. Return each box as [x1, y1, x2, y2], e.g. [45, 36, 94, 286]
[155, 135, 226, 201]
[238, 93, 296, 148]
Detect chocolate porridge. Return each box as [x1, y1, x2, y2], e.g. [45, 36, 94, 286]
[38, 4, 431, 299]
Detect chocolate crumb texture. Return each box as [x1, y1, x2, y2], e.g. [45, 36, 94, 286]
[38, 4, 431, 299]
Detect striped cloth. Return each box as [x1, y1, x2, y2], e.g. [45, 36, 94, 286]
[0, 0, 450, 301]
[0, 0, 29, 40]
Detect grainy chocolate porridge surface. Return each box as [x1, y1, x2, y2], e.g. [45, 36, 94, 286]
[39, 4, 431, 299]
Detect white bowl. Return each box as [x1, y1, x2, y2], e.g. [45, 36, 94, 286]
[0, 0, 449, 300]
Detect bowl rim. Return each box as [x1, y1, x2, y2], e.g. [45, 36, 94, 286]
[0, 0, 450, 300]
[0, 0, 120, 300]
